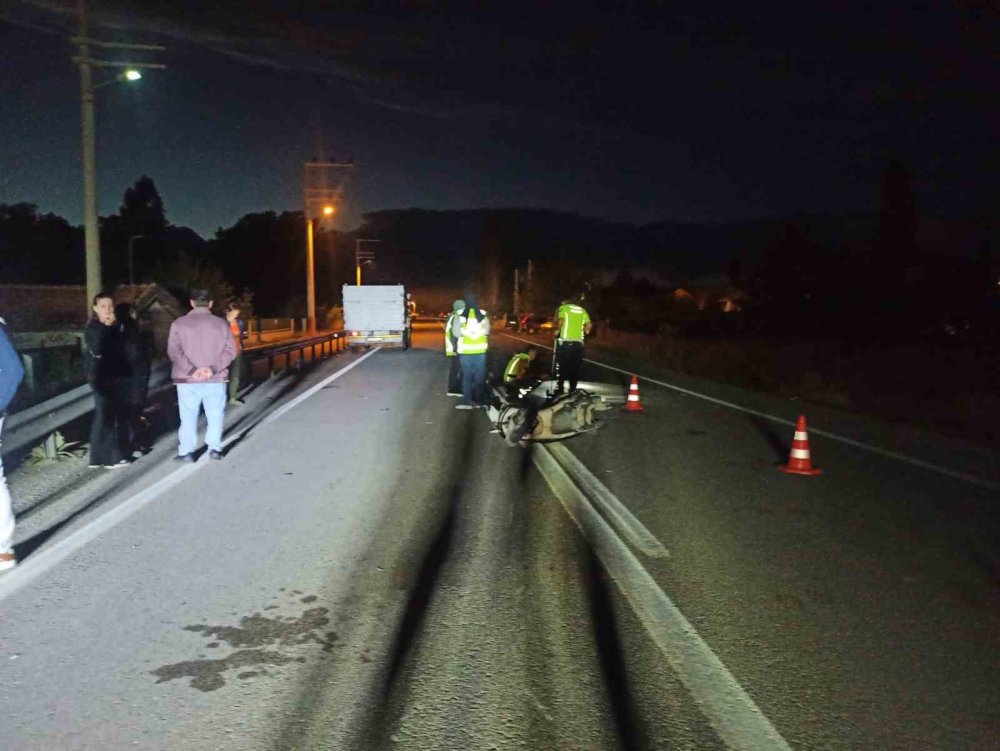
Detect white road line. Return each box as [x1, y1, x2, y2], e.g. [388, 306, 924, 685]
[546, 442, 669, 559]
[0, 348, 382, 604]
[502, 333, 1000, 492]
[533, 445, 791, 751]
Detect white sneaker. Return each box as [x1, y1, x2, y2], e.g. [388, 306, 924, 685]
[446, 392, 462, 397]
[455, 404, 475, 410]
[104, 459, 130, 470]
[0, 553, 16, 572]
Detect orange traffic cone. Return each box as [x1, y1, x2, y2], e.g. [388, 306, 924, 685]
[778, 414, 822, 476]
[623, 375, 644, 412]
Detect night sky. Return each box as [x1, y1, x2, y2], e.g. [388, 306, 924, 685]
[1, 1, 995, 238]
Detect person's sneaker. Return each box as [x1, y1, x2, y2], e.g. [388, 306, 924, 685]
[209, 450, 224, 461]
[104, 459, 130, 470]
[446, 392, 462, 397]
[173, 453, 196, 463]
[0, 553, 16, 572]
[455, 404, 475, 410]
[228, 398, 245, 406]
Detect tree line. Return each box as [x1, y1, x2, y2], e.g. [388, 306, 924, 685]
[2, 164, 996, 343]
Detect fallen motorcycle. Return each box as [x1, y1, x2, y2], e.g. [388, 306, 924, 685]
[486, 379, 617, 446]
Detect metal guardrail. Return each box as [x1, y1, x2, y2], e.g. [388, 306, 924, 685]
[2, 330, 350, 457]
[244, 330, 349, 375]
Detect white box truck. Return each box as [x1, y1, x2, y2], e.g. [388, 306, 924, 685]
[343, 284, 409, 349]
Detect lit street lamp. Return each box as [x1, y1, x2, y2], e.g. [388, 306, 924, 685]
[305, 203, 335, 334]
[355, 239, 380, 286]
[303, 160, 354, 333]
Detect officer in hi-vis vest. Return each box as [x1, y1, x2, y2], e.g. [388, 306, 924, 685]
[553, 300, 591, 394]
[503, 345, 542, 402]
[453, 294, 489, 409]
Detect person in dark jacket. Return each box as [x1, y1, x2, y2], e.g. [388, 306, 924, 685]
[0, 316, 25, 571]
[116, 302, 151, 457]
[84, 293, 130, 469]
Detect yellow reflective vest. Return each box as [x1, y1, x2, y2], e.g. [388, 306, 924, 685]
[459, 308, 488, 354]
[504, 352, 529, 382]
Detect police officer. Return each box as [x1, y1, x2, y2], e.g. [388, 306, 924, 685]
[504, 346, 538, 384]
[553, 299, 591, 394]
[453, 294, 489, 409]
[444, 299, 464, 397]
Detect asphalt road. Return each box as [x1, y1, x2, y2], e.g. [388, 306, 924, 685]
[1, 322, 997, 750]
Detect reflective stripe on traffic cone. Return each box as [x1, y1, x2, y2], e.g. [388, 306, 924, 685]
[778, 414, 822, 476]
[624, 375, 644, 412]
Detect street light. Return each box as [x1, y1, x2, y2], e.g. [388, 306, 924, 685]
[355, 239, 380, 286]
[303, 160, 354, 333]
[74, 0, 165, 311]
[304, 202, 339, 335]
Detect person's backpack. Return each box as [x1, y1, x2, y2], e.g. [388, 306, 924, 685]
[0, 318, 25, 414]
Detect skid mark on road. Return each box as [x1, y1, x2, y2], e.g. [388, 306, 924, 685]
[502, 333, 1000, 492]
[152, 594, 339, 692]
[533, 444, 792, 751]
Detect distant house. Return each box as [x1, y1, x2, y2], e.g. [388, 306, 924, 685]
[671, 274, 745, 313]
[114, 283, 187, 357]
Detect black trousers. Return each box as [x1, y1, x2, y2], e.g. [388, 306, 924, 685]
[447, 355, 462, 394]
[554, 340, 584, 392]
[89, 382, 127, 465]
[228, 353, 244, 401]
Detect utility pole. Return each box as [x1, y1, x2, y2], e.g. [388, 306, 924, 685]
[78, 1, 99, 309]
[74, 0, 165, 311]
[513, 268, 521, 316]
[303, 160, 354, 332]
[526, 259, 534, 313]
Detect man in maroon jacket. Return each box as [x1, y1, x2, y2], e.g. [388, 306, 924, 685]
[167, 289, 236, 461]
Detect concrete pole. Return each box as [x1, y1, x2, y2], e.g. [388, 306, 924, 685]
[79, 0, 101, 310]
[306, 217, 316, 333]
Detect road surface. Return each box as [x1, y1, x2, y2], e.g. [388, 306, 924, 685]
[1, 322, 997, 750]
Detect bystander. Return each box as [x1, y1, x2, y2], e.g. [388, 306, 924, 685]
[0, 315, 24, 571]
[167, 290, 236, 461]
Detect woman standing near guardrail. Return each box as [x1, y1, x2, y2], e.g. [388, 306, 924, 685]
[84, 293, 130, 470]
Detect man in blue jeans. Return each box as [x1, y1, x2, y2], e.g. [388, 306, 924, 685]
[167, 289, 236, 461]
[452, 294, 490, 409]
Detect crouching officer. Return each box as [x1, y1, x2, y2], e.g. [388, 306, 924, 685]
[503, 345, 543, 402]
